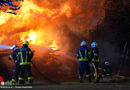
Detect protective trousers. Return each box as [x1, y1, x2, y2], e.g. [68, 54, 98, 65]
[11, 63, 20, 83]
[18, 65, 32, 84]
[79, 61, 91, 82]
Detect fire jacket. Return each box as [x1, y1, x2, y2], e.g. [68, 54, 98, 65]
[77, 46, 90, 61]
[18, 45, 33, 65]
[8, 48, 20, 64]
[91, 47, 99, 62]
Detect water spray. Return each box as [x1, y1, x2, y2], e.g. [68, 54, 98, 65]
[0, 44, 13, 50]
[33, 46, 77, 61]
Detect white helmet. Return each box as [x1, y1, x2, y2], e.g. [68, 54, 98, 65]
[105, 61, 109, 66]
[80, 41, 87, 46]
[91, 41, 97, 48]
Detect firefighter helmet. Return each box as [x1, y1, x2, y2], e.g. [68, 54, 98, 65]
[91, 41, 97, 48]
[105, 61, 109, 66]
[81, 41, 87, 46]
[23, 41, 29, 45]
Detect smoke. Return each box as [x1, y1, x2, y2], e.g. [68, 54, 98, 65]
[90, 0, 129, 75]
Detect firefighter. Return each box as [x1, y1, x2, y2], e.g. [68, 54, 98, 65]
[91, 41, 100, 82]
[102, 61, 112, 78]
[8, 44, 20, 85]
[77, 41, 91, 82]
[18, 41, 33, 84]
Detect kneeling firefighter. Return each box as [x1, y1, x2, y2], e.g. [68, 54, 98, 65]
[8, 45, 20, 84]
[91, 41, 100, 82]
[18, 41, 33, 84]
[102, 61, 112, 78]
[77, 41, 91, 82]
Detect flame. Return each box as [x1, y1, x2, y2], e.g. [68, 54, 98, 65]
[0, 12, 14, 25]
[0, 35, 6, 42]
[49, 41, 58, 50]
[19, 30, 43, 45]
[0, 0, 105, 51]
[27, 31, 36, 44]
[60, 4, 71, 18]
[19, 30, 58, 50]
[0, 0, 105, 81]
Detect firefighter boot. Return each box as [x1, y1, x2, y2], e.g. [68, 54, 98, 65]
[80, 78, 83, 83]
[88, 77, 91, 82]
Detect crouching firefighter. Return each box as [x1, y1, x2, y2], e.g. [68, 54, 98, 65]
[77, 41, 91, 82]
[102, 61, 112, 78]
[8, 45, 20, 85]
[18, 41, 33, 84]
[91, 41, 100, 82]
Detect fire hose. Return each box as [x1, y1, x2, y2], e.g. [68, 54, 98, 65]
[91, 62, 97, 80]
[31, 61, 60, 84]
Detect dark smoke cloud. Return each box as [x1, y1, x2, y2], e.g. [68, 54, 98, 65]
[90, 0, 129, 75]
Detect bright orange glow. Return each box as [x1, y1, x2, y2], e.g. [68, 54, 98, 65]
[0, 35, 6, 42]
[19, 30, 43, 46]
[19, 29, 58, 50]
[27, 31, 36, 44]
[0, 0, 106, 80]
[60, 4, 71, 18]
[0, 0, 105, 51]
[49, 41, 58, 50]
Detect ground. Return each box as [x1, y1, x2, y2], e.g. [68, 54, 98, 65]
[33, 84, 130, 90]
[0, 76, 130, 89]
[0, 82, 130, 90]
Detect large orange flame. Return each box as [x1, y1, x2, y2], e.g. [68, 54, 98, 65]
[0, 0, 106, 81]
[0, 0, 105, 51]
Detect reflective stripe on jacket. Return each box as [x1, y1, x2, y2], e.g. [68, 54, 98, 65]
[77, 46, 90, 61]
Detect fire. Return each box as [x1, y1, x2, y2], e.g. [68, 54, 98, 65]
[0, 0, 106, 81]
[19, 30, 42, 45]
[19, 30, 58, 50]
[27, 31, 36, 44]
[0, 12, 15, 25]
[49, 41, 58, 50]
[60, 4, 71, 18]
[0, 35, 6, 42]
[0, 0, 105, 51]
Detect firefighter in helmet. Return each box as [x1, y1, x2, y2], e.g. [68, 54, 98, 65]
[8, 44, 20, 85]
[77, 41, 91, 82]
[18, 41, 33, 84]
[102, 61, 112, 78]
[91, 41, 100, 82]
